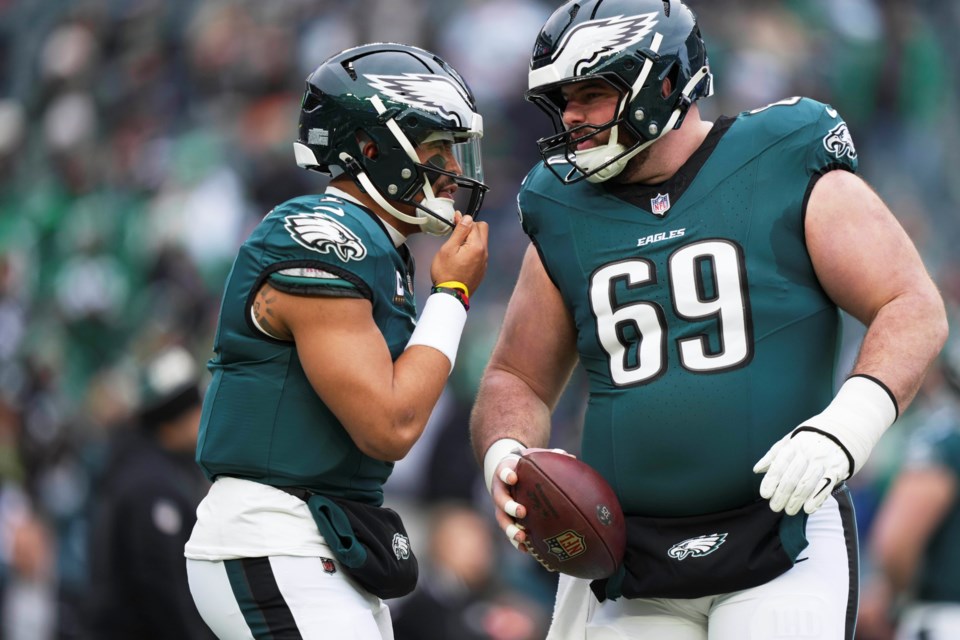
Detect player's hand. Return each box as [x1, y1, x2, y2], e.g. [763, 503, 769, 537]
[430, 214, 488, 295]
[489, 452, 528, 551]
[491, 448, 573, 551]
[753, 430, 851, 515]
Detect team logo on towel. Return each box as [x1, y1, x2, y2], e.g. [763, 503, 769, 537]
[393, 533, 411, 561]
[667, 533, 727, 560]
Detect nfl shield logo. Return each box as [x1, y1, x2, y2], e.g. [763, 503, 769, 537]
[545, 530, 586, 561]
[650, 193, 671, 216]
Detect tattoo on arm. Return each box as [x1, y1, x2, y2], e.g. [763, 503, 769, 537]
[254, 284, 288, 339]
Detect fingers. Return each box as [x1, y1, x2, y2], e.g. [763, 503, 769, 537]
[758, 442, 794, 500]
[432, 213, 487, 292]
[753, 437, 785, 474]
[766, 454, 807, 513]
[493, 471, 526, 520]
[504, 499, 522, 518]
[505, 523, 525, 549]
[491, 458, 527, 548]
[756, 432, 845, 515]
[495, 507, 526, 548]
[803, 477, 837, 514]
[784, 464, 826, 515]
[474, 219, 489, 246]
[448, 214, 474, 244]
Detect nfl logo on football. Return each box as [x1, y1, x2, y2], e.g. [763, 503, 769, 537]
[546, 530, 586, 561]
[650, 193, 671, 216]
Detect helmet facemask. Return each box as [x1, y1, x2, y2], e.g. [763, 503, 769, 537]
[528, 76, 649, 184]
[351, 95, 486, 236]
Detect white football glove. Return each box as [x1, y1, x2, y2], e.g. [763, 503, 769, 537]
[753, 430, 850, 515]
[753, 376, 898, 515]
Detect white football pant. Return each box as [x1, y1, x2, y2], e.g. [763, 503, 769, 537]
[187, 555, 393, 639]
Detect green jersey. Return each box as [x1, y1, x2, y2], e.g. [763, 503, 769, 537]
[903, 403, 960, 603]
[518, 98, 859, 517]
[195, 190, 417, 506]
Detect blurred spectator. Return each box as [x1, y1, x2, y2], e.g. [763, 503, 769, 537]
[0, 486, 56, 640]
[85, 346, 212, 640]
[392, 502, 548, 640]
[858, 342, 960, 639]
[0, 0, 956, 635]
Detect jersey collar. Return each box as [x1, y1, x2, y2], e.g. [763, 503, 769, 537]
[325, 186, 408, 248]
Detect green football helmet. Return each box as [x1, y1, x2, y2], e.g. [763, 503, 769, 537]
[293, 43, 487, 235]
[526, 0, 713, 184]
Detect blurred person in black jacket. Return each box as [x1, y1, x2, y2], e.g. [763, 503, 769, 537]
[86, 346, 214, 640]
[392, 502, 548, 640]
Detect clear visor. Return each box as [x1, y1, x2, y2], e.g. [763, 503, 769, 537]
[418, 130, 484, 185]
[452, 135, 484, 185]
[416, 130, 486, 217]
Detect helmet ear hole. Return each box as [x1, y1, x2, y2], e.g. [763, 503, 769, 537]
[355, 131, 380, 160]
[662, 62, 680, 99]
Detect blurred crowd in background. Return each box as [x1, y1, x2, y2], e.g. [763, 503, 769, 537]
[0, 0, 958, 638]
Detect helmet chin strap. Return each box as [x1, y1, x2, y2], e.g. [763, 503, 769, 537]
[579, 134, 655, 184]
[578, 65, 713, 184]
[416, 179, 457, 236]
[346, 159, 454, 237]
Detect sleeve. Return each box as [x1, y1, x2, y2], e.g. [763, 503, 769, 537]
[257, 198, 388, 300]
[802, 98, 859, 176]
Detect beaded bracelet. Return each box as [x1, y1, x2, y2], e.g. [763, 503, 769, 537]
[431, 285, 470, 311]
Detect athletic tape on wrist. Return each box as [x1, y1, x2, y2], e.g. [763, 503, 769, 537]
[794, 374, 898, 478]
[404, 292, 468, 371]
[483, 438, 525, 494]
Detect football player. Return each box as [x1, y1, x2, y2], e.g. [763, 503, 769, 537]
[470, 1, 947, 639]
[185, 43, 488, 639]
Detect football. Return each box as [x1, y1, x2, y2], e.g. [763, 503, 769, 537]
[510, 449, 626, 579]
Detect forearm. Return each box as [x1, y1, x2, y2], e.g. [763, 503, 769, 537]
[470, 367, 554, 464]
[849, 287, 948, 411]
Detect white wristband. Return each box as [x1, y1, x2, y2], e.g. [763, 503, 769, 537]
[404, 292, 468, 371]
[483, 438, 525, 494]
[796, 375, 899, 477]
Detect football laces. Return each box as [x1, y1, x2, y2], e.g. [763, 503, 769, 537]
[524, 542, 557, 572]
